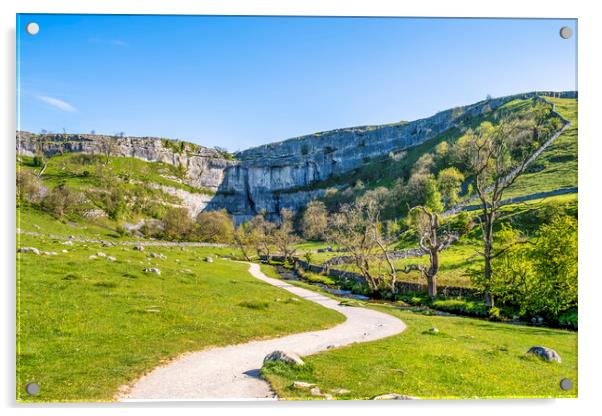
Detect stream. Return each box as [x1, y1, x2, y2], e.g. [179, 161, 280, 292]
[273, 264, 371, 301]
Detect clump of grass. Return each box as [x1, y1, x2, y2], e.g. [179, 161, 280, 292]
[123, 272, 141, 279]
[92, 281, 117, 288]
[62, 273, 81, 281]
[238, 300, 270, 310]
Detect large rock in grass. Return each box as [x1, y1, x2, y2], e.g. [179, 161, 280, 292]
[18, 247, 40, 255]
[527, 346, 562, 363]
[143, 268, 161, 275]
[263, 350, 304, 366]
[292, 381, 315, 389]
[372, 393, 420, 400]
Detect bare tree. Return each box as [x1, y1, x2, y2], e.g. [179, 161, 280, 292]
[301, 200, 328, 240]
[233, 222, 256, 262]
[244, 211, 276, 259]
[328, 200, 380, 291]
[327, 197, 401, 294]
[401, 206, 457, 298]
[98, 136, 116, 166]
[273, 209, 299, 263]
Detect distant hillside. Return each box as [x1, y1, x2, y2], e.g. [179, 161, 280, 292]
[17, 91, 577, 224]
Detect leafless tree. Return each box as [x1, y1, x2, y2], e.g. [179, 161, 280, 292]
[273, 209, 299, 263]
[97, 136, 116, 166]
[401, 206, 457, 298]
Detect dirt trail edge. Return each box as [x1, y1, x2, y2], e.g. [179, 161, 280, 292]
[119, 262, 406, 401]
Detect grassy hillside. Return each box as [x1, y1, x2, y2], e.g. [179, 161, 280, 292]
[16, 226, 345, 402]
[283, 97, 576, 219]
[262, 303, 577, 399]
[503, 97, 577, 199]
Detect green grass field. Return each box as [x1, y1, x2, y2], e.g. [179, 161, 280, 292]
[262, 304, 578, 400]
[16, 228, 345, 402]
[504, 97, 577, 199]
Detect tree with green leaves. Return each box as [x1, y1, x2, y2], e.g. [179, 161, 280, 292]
[437, 167, 465, 207]
[196, 209, 234, 243]
[479, 216, 577, 320]
[455, 102, 557, 306]
[301, 200, 328, 241]
[162, 207, 196, 241]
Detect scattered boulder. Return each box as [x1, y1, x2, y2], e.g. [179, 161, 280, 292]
[61, 249, 68, 253]
[107, 256, 117, 262]
[84, 209, 107, 218]
[143, 268, 161, 275]
[331, 388, 351, 395]
[89, 255, 98, 260]
[372, 393, 420, 400]
[292, 381, 315, 389]
[527, 346, 562, 363]
[429, 327, 439, 334]
[96, 252, 107, 257]
[205, 257, 214, 263]
[42, 251, 58, 256]
[263, 350, 304, 366]
[18, 247, 40, 255]
[309, 387, 332, 400]
[133, 245, 144, 251]
[62, 241, 74, 246]
[150, 253, 166, 259]
[102, 241, 116, 247]
[310, 387, 321, 396]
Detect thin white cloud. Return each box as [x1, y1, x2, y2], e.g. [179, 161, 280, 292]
[37, 96, 77, 113]
[111, 40, 127, 47]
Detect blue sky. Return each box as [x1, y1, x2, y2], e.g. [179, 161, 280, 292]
[17, 15, 577, 151]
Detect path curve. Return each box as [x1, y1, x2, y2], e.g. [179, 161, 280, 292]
[120, 262, 406, 401]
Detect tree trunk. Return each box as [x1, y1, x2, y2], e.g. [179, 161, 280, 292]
[483, 214, 495, 307]
[426, 274, 437, 298]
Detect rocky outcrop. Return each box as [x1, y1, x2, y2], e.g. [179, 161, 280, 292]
[16, 132, 235, 191]
[16, 91, 577, 223]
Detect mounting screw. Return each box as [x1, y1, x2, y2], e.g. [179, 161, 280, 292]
[559, 378, 573, 390]
[559, 26, 572, 39]
[25, 382, 40, 395]
[26, 22, 40, 36]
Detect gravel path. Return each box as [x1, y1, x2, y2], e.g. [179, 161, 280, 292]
[119, 262, 406, 401]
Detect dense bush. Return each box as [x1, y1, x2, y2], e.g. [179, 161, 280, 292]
[41, 184, 86, 219]
[16, 171, 44, 204]
[196, 209, 234, 243]
[471, 216, 577, 322]
[162, 207, 196, 241]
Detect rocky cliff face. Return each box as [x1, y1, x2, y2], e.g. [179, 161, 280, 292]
[17, 132, 235, 191]
[16, 91, 577, 223]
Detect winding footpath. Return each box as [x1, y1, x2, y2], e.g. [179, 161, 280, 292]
[119, 263, 406, 401]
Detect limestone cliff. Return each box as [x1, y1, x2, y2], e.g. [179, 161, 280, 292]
[16, 91, 576, 223]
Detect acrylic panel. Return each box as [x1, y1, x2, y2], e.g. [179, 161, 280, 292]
[16, 14, 578, 402]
